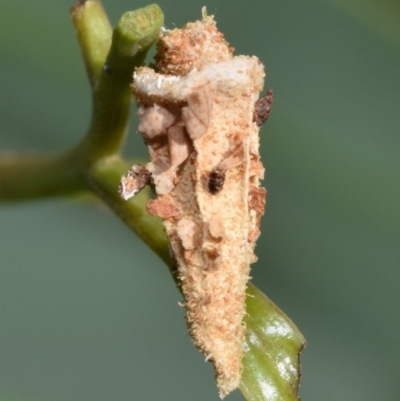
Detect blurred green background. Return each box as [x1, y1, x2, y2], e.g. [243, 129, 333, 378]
[1, 0, 399, 400]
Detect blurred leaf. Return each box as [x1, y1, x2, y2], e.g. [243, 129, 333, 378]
[267, 107, 400, 236]
[323, 0, 400, 47]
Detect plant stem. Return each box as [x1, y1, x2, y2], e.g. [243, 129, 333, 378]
[77, 4, 164, 163]
[71, 0, 113, 87]
[88, 157, 173, 270]
[0, 151, 87, 201]
[0, 4, 164, 202]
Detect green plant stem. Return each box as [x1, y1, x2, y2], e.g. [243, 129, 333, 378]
[0, 4, 163, 202]
[88, 157, 173, 269]
[0, 151, 87, 201]
[78, 4, 164, 163]
[71, 0, 113, 87]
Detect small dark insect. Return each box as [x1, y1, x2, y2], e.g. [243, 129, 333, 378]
[253, 89, 274, 127]
[208, 166, 226, 195]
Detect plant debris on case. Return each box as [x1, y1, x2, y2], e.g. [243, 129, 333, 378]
[120, 9, 272, 398]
